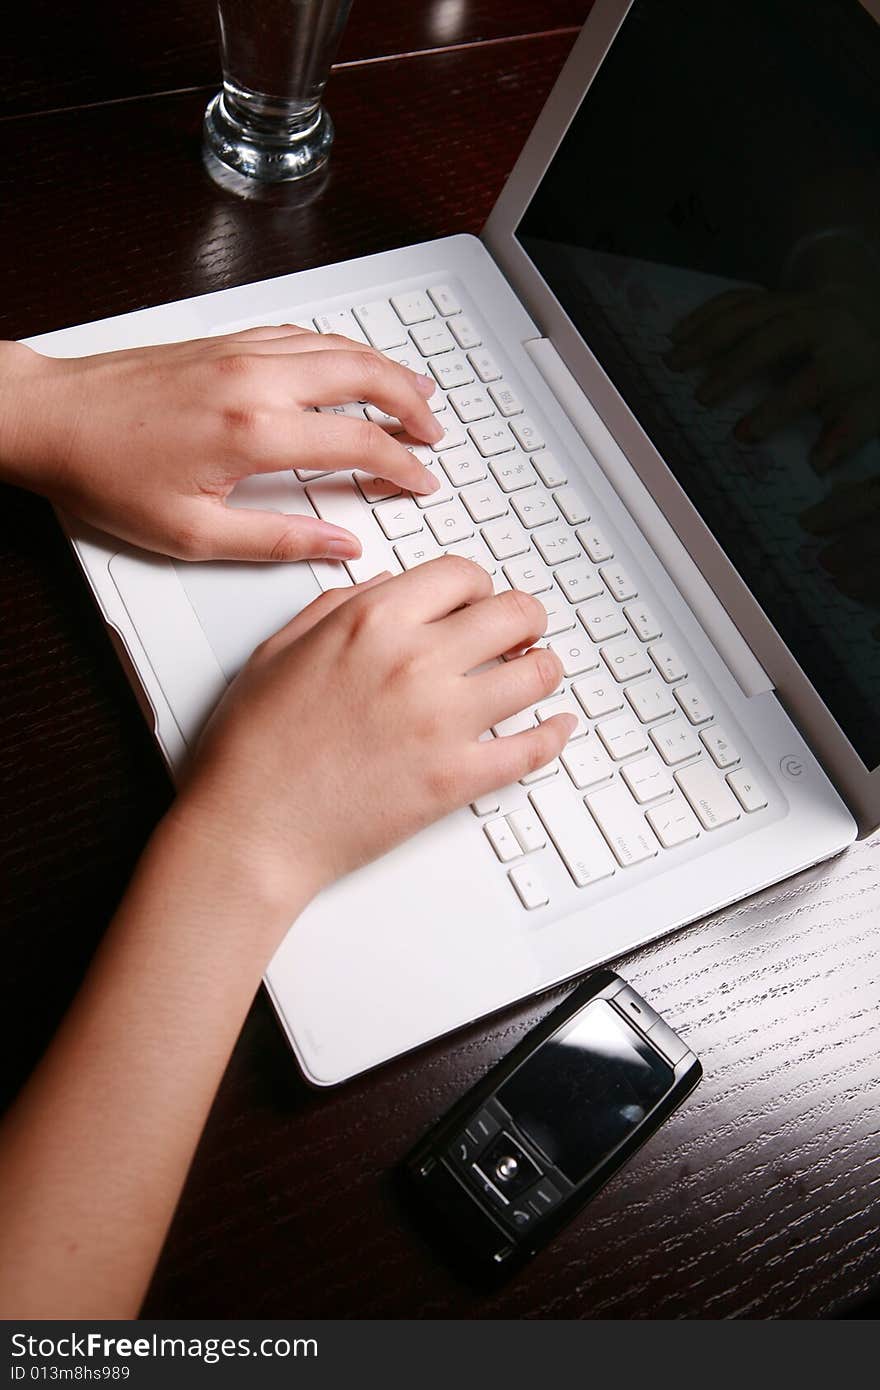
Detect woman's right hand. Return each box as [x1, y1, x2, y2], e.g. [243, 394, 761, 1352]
[174, 558, 575, 920]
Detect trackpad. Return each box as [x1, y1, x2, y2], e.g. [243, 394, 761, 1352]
[174, 559, 322, 681]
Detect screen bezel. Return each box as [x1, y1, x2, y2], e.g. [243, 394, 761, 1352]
[481, 0, 880, 837]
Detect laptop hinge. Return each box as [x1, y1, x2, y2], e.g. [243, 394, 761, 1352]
[524, 337, 773, 700]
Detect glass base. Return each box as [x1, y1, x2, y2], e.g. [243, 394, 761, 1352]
[203, 91, 335, 184]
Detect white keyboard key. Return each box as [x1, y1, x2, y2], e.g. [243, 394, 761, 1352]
[726, 768, 768, 813]
[554, 560, 603, 604]
[460, 480, 508, 523]
[586, 781, 659, 867]
[485, 817, 521, 862]
[313, 309, 369, 343]
[649, 642, 688, 683]
[555, 488, 590, 526]
[601, 638, 653, 683]
[430, 354, 474, 390]
[426, 500, 474, 545]
[508, 863, 550, 910]
[448, 386, 494, 423]
[676, 762, 741, 830]
[586, 789, 656, 861]
[572, 674, 624, 719]
[596, 713, 649, 761]
[621, 754, 674, 803]
[439, 444, 487, 487]
[306, 478, 399, 584]
[548, 633, 600, 677]
[390, 291, 434, 324]
[577, 524, 614, 564]
[561, 740, 614, 790]
[428, 284, 461, 316]
[538, 590, 576, 636]
[411, 323, 456, 356]
[511, 488, 558, 529]
[625, 602, 662, 642]
[383, 342, 423, 373]
[489, 382, 524, 417]
[493, 707, 536, 738]
[356, 473, 401, 503]
[600, 563, 638, 602]
[471, 791, 500, 817]
[646, 793, 701, 848]
[294, 467, 332, 482]
[508, 806, 547, 853]
[364, 404, 404, 432]
[468, 348, 502, 382]
[482, 518, 530, 560]
[510, 417, 545, 452]
[533, 524, 582, 566]
[520, 758, 560, 786]
[531, 451, 567, 487]
[502, 554, 553, 594]
[373, 497, 422, 540]
[530, 782, 616, 888]
[449, 315, 482, 349]
[674, 682, 714, 725]
[469, 425, 511, 458]
[537, 694, 588, 739]
[318, 401, 365, 419]
[650, 717, 702, 765]
[409, 454, 453, 507]
[625, 677, 676, 723]
[488, 454, 532, 489]
[446, 535, 497, 575]
[352, 300, 408, 350]
[701, 725, 740, 768]
[578, 598, 627, 643]
[394, 532, 442, 569]
[431, 410, 467, 451]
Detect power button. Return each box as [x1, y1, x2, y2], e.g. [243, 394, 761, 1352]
[780, 755, 804, 779]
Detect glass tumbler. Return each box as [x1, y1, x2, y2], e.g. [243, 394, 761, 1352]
[203, 1, 354, 184]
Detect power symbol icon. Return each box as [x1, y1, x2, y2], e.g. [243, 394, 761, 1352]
[780, 755, 804, 779]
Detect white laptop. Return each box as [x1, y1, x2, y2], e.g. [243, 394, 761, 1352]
[24, 0, 880, 1084]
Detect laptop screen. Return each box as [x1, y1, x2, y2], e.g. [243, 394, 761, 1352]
[516, 0, 880, 769]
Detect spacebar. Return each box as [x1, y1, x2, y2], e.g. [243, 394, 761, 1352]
[530, 781, 616, 888]
[306, 478, 400, 583]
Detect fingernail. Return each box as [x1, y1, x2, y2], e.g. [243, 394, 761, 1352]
[415, 373, 435, 395]
[421, 471, 442, 494]
[324, 536, 361, 559]
[559, 714, 579, 740]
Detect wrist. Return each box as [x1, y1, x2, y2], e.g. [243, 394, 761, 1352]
[0, 341, 65, 493]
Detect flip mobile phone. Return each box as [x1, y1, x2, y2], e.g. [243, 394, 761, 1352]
[402, 970, 701, 1279]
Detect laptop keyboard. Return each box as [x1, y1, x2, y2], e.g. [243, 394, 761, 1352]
[280, 282, 773, 914]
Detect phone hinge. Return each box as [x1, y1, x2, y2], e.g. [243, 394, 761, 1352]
[524, 336, 773, 699]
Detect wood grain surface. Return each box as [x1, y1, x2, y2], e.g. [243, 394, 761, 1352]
[1, 2, 879, 1320]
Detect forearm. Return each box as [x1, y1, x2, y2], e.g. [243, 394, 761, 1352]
[0, 803, 306, 1318]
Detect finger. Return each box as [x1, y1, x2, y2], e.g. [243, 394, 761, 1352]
[440, 587, 549, 670]
[471, 714, 578, 793]
[256, 572, 393, 655]
[734, 362, 823, 443]
[288, 412, 442, 495]
[811, 389, 880, 472]
[668, 288, 768, 344]
[466, 647, 562, 730]
[667, 293, 783, 368]
[695, 312, 811, 406]
[186, 504, 362, 563]
[371, 554, 493, 623]
[211, 324, 315, 343]
[799, 477, 880, 534]
[266, 348, 441, 444]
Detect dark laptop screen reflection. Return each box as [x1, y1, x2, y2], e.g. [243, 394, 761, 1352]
[518, 0, 880, 769]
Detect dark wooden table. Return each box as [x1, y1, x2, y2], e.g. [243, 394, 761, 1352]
[2, 1, 879, 1320]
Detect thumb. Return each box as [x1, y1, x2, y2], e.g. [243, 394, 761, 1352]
[200, 506, 362, 563]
